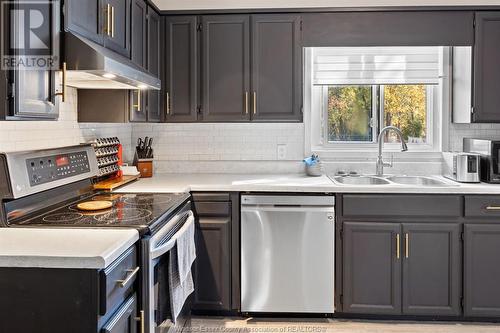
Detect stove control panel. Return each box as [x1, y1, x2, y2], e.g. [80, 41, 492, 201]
[26, 151, 91, 186]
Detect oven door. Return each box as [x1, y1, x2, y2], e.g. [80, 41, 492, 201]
[142, 202, 194, 333]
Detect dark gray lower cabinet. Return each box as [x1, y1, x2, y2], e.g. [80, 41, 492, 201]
[193, 217, 232, 311]
[402, 223, 461, 316]
[343, 222, 402, 315]
[101, 295, 138, 333]
[464, 224, 500, 317]
[343, 221, 461, 316]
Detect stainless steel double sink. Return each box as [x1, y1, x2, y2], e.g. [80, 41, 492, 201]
[330, 175, 455, 187]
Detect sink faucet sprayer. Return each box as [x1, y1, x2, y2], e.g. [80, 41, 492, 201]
[376, 126, 408, 176]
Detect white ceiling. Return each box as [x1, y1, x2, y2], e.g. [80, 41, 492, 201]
[151, 0, 500, 11]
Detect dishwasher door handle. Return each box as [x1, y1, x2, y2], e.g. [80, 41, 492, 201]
[241, 206, 335, 214]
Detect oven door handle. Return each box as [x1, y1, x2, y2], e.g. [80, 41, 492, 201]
[151, 211, 194, 260]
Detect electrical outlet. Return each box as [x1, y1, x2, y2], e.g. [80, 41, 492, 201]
[277, 144, 287, 160]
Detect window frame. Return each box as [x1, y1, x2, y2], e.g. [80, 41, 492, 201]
[304, 47, 448, 157]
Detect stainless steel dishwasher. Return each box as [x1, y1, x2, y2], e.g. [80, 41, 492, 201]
[241, 195, 335, 314]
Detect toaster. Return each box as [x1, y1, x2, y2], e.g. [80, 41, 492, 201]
[443, 152, 480, 183]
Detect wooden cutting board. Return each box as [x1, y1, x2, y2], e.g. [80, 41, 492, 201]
[93, 175, 141, 192]
[77, 201, 113, 211]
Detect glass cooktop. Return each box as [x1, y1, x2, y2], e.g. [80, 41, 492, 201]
[14, 193, 190, 230]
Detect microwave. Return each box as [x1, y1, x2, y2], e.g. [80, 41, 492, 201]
[463, 138, 500, 183]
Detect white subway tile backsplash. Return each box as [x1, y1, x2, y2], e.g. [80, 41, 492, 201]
[0, 88, 133, 162]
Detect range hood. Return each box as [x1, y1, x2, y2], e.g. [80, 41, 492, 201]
[64, 32, 161, 90]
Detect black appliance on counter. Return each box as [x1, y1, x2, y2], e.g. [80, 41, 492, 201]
[0, 145, 193, 333]
[464, 138, 500, 184]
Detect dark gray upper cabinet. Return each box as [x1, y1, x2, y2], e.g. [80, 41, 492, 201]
[251, 15, 302, 122]
[147, 7, 161, 122]
[464, 224, 500, 317]
[130, 0, 147, 69]
[201, 15, 251, 122]
[473, 12, 500, 123]
[343, 222, 402, 315]
[129, 89, 147, 122]
[193, 217, 232, 311]
[302, 11, 474, 47]
[102, 0, 131, 57]
[64, 0, 102, 44]
[164, 16, 198, 122]
[7, 0, 59, 120]
[402, 223, 462, 316]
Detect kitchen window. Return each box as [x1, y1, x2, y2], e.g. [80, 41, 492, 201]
[306, 46, 447, 153]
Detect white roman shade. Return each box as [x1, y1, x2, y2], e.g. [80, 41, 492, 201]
[313, 46, 442, 85]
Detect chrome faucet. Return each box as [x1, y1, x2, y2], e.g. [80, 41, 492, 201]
[376, 126, 408, 176]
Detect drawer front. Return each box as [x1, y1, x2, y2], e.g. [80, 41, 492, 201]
[100, 246, 138, 316]
[465, 196, 500, 218]
[192, 193, 230, 202]
[101, 294, 138, 333]
[194, 202, 231, 217]
[342, 195, 462, 218]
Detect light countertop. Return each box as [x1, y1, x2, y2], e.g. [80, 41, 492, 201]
[0, 228, 139, 269]
[114, 173, 500, 194]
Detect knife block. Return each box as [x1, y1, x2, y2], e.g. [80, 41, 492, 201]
[136, 159, 153, 178]
[133, 151, 153, 178]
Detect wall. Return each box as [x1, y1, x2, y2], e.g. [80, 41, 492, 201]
[132, 123, 305, 173]
[0, 88, 133, 161]
[449, 123, 500, 151]
[152, 0, 500, 10]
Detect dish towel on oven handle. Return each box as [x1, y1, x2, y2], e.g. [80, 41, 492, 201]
[169, 213, 196, 323]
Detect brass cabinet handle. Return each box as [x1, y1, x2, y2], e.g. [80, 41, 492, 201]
[166, 92, 170, 115]
[133, 90, 141, 112]
[111, 6, 115, 38]
[55, 62, 66, 102]
[135, 310, 145, 333]
[486, 206, 500, 211]
[116, 267, 140, 288]
[253, 92, 257, 115]
[396, 234, 400, 259]
[405, 233, 409, 259]
[245, 92, 249, 114]
[106, 3, 111, 36]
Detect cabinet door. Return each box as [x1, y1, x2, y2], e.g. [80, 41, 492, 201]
[343, 222, 401, 315]
[251, 15, 302, 122]
[101, 294, 138, 333]
[165, 16, 198, 122]
[65, 0, 102, 44]
[193, 217, 232, 311]
[146, 7, 161, 122]
[102, 0, 130, 57]
[402, 223, 461, 316]
[130, 0, 147, 69]
[464, 224, 500, 317]
[201, 15, 250, 122]
[11, 1, 59, 119]
[473, 12, 500, 123]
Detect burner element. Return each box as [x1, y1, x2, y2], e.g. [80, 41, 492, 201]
[93, 208, 152, 224]
[43, 212, 84, 223]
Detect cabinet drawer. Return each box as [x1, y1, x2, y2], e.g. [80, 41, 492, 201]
[194, 202, 231, 217]
[465, 196, 500, 218]
[342, 195, 462, 218]
[192, 193, 231, 202]
[101, 294, 138, 333]
[99, 246, 138, 316]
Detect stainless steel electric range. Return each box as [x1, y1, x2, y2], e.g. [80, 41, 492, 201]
[0, 145, 194, 333]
